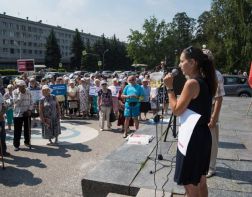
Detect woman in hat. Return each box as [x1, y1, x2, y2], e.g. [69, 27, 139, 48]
[140, 78, 151, 120]
[67, 79, 79, 117]
[98, 80, 113, 131]
[39, 85, 61, 145]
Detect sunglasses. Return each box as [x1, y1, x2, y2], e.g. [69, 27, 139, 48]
[185, 46, 193, 54]
[102, 84, 107, 86]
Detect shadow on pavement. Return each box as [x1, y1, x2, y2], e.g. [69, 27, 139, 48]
[61, 120, 92, 125]
[219, 141, 246, 149]
[4, 155, 46, 168]
[27, 143, 92, 158]
[0, 166, 42, 187]
[216, 166, 252, 184]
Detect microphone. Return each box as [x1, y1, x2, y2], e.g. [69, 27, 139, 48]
[171, 68, 179, 77]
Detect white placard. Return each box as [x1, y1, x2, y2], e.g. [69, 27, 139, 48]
[89, 86, 97, 96]
[178, 109, 201, 156]
[127, 134, 154, 145]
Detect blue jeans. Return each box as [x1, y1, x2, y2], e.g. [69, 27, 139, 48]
[0, 121, 7, 154]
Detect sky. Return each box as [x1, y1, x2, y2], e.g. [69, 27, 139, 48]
[0, 0, 211, 42]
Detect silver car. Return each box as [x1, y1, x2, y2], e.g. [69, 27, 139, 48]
[223, 75, 252, 97]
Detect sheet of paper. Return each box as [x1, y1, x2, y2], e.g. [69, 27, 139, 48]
[178, 109, 201, 156]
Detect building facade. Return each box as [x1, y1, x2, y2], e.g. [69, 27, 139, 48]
[0, 13, 100, 67]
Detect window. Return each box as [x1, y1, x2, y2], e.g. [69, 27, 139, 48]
[3, 48, 8, 52]
[28, 50, 32, 54]
[225, 77, 239, 85]
[23, 49, 26, 54]
[10, 48, 15, 54]
[9, 31, 14, 37]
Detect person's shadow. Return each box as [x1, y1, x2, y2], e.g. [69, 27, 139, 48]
[3, 154, 46, 168]
[0, 166, 42, 187]
[216, 165, 252, 185]
[27, 143, 92, 158]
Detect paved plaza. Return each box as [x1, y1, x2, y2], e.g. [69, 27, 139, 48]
[0, 97, 252, 197]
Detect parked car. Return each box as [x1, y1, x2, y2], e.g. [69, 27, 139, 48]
[102, 70, 113, 78]
[2, 75, 18, 87]
[112, 70, 123, 78]
[223, 75, 252, 97]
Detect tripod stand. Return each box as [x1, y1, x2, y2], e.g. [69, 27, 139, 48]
[163, 112, 177, 142]
[148, 114, 175, 174]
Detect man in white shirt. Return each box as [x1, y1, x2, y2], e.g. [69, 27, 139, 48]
[13, 80, 33, 151]
[203, 48, 225, 178]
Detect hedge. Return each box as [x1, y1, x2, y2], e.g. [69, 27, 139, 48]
[0, 69, 19, 76]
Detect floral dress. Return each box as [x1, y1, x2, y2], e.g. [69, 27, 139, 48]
[40, 95, 61, 139]
[78, 84, 89, 112]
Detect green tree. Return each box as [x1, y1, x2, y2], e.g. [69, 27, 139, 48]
[127, 16, 169, 69]
[45, 29, 61, 69]
[197, 0, 252, 72]
[71, 29, 84, 70]
[170, 12, 196, 52]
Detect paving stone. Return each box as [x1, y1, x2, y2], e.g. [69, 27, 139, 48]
[136, 188, 171, 197]
[208, 160, 252, 193]
[237, 150, 252, 161]
[217, 148, 238, 160]
[209, 188, 252, 197]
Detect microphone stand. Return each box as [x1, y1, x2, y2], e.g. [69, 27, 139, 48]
[148, 83, 174, 175]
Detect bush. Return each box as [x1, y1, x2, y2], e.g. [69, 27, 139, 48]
[58, 68, 66, 72]
[0, 69, 19, 76]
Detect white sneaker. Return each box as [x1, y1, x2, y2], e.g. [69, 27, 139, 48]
[100, 128, 104, 131]
[206, 171, 216, 178]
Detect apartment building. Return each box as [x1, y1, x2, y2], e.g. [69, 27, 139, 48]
[0, 12, 100, 66]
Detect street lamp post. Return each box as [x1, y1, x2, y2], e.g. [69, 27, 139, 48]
[102, 49, 109, 70]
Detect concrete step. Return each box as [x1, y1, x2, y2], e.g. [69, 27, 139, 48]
[136, 188, 171, 197]
[107, 193, 133, 197]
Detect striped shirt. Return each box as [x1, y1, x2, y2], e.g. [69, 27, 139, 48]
[13, 88, 33, 117]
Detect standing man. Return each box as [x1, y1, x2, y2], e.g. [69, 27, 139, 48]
[203, 48, 225, 178]
[13, 80, 33, 151]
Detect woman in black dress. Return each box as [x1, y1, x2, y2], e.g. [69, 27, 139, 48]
[164, 46, 217, 197]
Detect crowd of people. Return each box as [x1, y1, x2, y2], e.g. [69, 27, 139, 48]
[0, 46, 225, 197]
[0, 70, 156, 154]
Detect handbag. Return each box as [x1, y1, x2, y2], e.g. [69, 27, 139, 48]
[109, 110, 116, 122]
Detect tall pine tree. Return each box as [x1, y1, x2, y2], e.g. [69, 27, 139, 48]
[45, 29, 61, 69]
[71, 29, 84, 70]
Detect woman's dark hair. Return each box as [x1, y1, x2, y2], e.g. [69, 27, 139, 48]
[182, 46, 217, 97]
